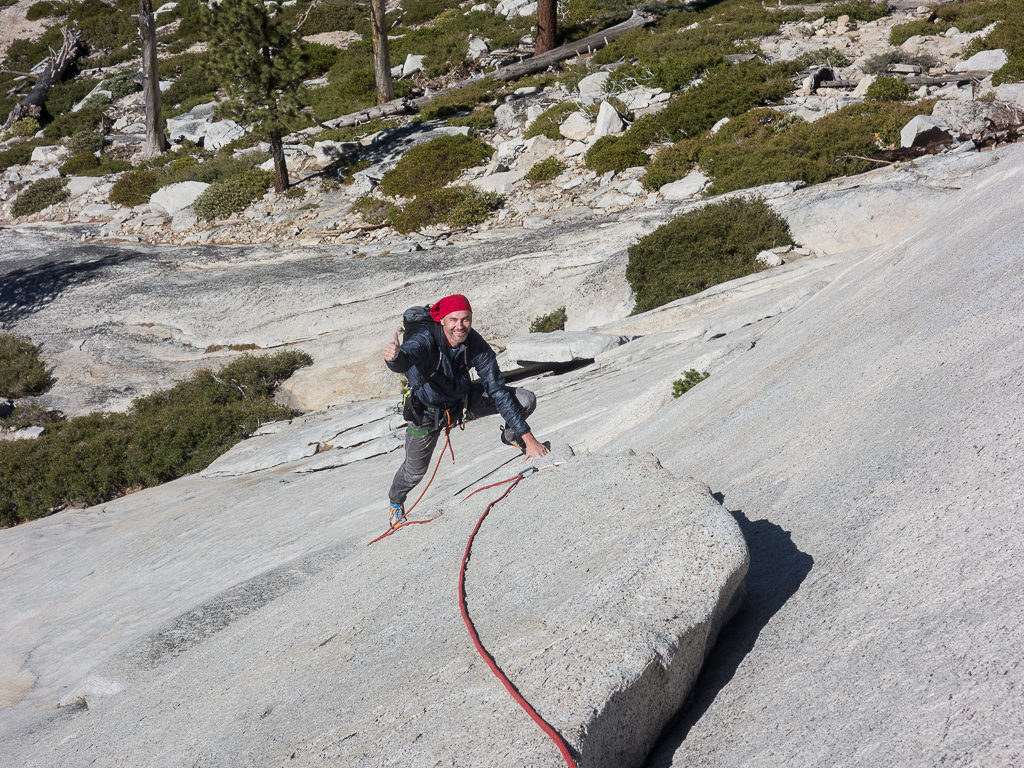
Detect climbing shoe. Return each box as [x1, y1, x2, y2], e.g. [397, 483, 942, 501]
[500, 425, 525, 453]
[389, 501, 408, 528]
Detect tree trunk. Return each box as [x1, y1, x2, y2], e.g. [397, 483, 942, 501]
[535, 0, 557, 55]
[2, 26, 82, 130]
[270, 128, 289, 192]
[369, 0, 394, 105]
[138, 0, 166, 159]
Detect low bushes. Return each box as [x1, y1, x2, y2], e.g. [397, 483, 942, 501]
[889, 18, 949, 46]
[390, 186, 503, 232]
[447, 107, 495, 131]
[626, 197, 792, 314]
[525, 157, 567, 183]
[0, 142, 37, 173]
[672, 368, 709, 398]
[45, 77, 100, 118]
[865, 75, 911, 101]
[585, 135, 648, 174]
[11, 177, 70, 217]
[379, 134, 493, 198]
[100, 72, 139, 99]
[0, 334, 53, 399]
[65, 129, 105, 154]
[43, 103, 110, 141]
[6, 117, 40, 138]
[0, 351, 312, 527]
[823, 0, 889, 21]
[192, 169, 275, 219]
[524, 102, 577, 140]
[110, 169, 160, 206]
[529, 307, 567, 333]
[59, 151, 101, 175]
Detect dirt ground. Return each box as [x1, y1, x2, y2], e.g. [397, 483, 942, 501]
[0, 0, 48, 61]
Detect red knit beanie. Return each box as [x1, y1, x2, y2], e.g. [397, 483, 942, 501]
[430, 294, 472, 321]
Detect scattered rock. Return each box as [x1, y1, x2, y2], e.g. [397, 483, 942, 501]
[204, 120, 246, 151]
[559, 111, 593, 141]
[660, 171, 710, 200]
[594, 101, 626, 138]
[510, 135, 560, 171]
[471, 170, 525, 194]
[577, 71, 611, 105]
[954, 48, 1008, 72]
[900, 114, 953, 148]
[932, 99, 1024, 138]
[756, 249, 784, 267]
[468, 35, 488, 59]
[401, 53, 425, 77]
[494, 0, 536, 19]
[151, 181, 210, 214]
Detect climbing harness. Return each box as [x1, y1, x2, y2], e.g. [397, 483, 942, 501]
[457, 462, 578, 768]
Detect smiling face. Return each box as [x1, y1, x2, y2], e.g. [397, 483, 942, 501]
[441, 309, 472, 347]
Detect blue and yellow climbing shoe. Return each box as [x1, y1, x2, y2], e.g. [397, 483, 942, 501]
[500, 425, 525, 453]
[389, 501, 408, 528]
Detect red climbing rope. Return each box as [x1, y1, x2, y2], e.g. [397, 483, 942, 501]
[457, 474, 580, 768]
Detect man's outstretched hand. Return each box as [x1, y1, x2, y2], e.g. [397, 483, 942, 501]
[521, 432, 549, 460]
[384, 332, 400, 362]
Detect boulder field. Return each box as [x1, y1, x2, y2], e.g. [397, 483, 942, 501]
[0, 142, 1023, 765]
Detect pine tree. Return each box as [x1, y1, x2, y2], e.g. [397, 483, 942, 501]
[207, 0, 305, 192]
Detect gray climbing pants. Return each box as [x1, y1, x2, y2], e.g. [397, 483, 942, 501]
[388, 384, 536, 505]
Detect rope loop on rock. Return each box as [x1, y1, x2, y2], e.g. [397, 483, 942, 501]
[458, 474, 580, 768]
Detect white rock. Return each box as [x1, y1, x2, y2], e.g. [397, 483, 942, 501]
[954, 49, 1008, 73]
[504, 330, 628, 363]
[523, 104, 544, 130]
[931, 100, 1024, 137]
[710, 117, 730, 135]
[470, 170, 524, 193]
[469, 2, 491, 10]
[402, 54, 425, 77]
[563, 141, 587, 157]
[390, 63, 403, 77]
[994, 83, 1024, 106]
[900, 115, 952, 148]
[494, 102, 520, 132]
[494, 0, 535, 19]
[756, 250, 784, 267]
[311, 140, 358, 168]
[150, 181, 210, 214]
[13, 426, 44, 440]
[559, 111, 593, 141]
[153, 2, 177, 17]
[852, 74, 876, 98]
[171, 208, 199, 231]
[468, 35, 488, 59]
[79, 202, 119, 218]
[66, 176, 101, 199]
[30, 145, 69, 164]
[166, 116, 208, 144]
[577, 71, 611, 105]
[511, 135, 560, 171]
[202, 120, 245, 151]
[660, 170, 710, 200]
[594, 101, 626, 138]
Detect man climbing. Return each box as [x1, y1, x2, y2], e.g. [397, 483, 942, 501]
[384, 293, 548, 528]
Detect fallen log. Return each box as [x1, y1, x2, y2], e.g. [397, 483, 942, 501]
[816, 71, 992, 89]
[2, 26, 83, 131]
[317, 10, 654, 130]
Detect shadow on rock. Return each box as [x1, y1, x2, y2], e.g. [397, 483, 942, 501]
[0, 247, 135, 324]
[645, 496, 814, 766]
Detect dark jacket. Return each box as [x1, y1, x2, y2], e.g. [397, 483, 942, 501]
[386, 324, 530, 436]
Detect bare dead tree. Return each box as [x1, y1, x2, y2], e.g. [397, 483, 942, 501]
[369, 0, 394, 105]
[2, 26, 83, 131]
[138, 0, 166, 158]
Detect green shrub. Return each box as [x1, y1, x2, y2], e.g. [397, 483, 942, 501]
[952, 0, 1024, 86]
[865, 75, 911, 102]
[59, 151, 101, 175]
[672, 368, 709, 398]
[626, 197, 793, 314]
[70, 0, 139, 52]
[0, 142, 37, 172]
[110, 169, 159, 206]
[26, 0, 63, 21]
[792, 48, 852, 69]
[529, 307, 567, 333]
[42, 103, 109, 140]
[379, 134, 493, 198]
[525, 157, 567, 183]
[0, 351, 312, 527]
[352, 195, 400, 225]
[159, 53, 220, 113]
[11, 177, 70, 217]
[419, 80, 498, 122]
[642, 139, 699, 190]
[298, 0, 369, 35]
[523, 102, 577, 140]
[192, 169, 274, 219]
[822, 0, 889, 21]
[391, 186, 502, 232]
[695, 102, 933, 195]
[65, 129, 105, 153]
[585, 135, 648, 174]
[447, 107, 496, 130]
[0, 403, 64, 431]
[7, 117, 40, 138]
[100, 72, 139, 99]
[45, 77, 100, 117]
[889, 19, 948, 46]
[0, 334, 54, 399]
